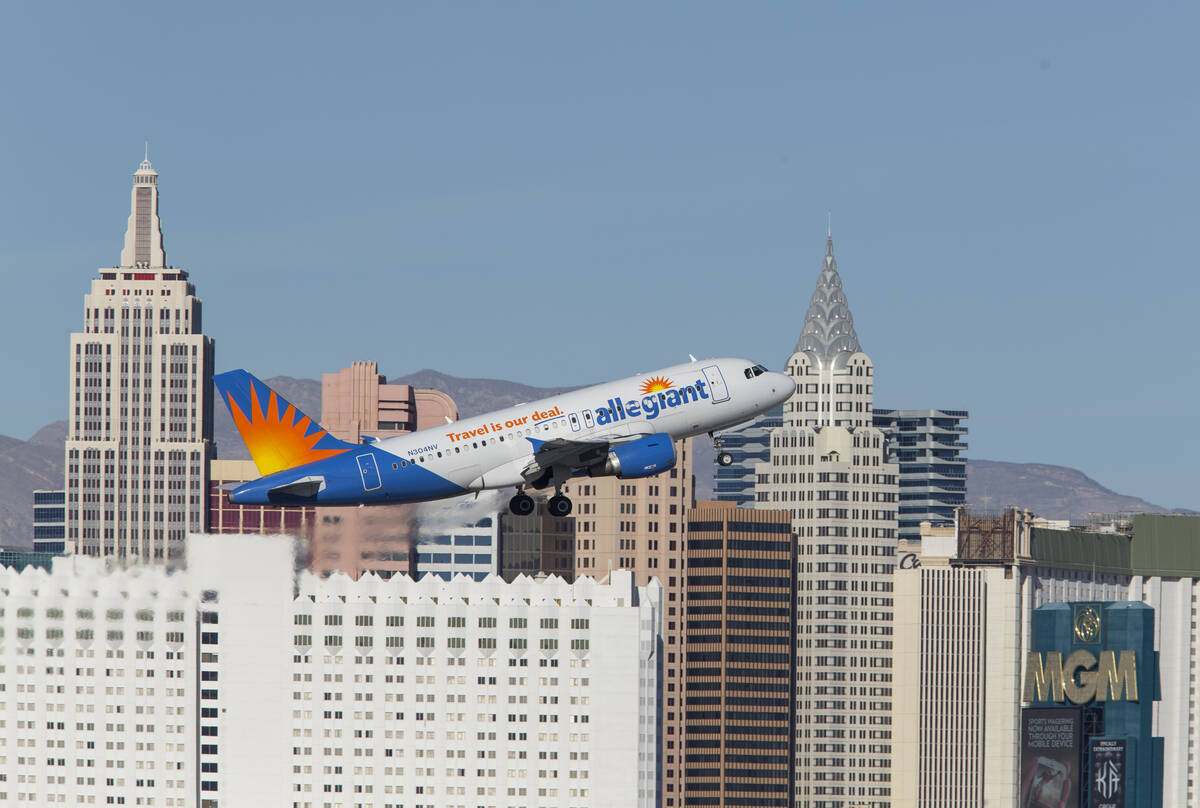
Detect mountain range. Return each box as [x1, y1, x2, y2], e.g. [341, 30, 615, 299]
[1, 371, 1190, 547]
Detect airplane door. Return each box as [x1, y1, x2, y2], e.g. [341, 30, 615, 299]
[568, 412, 581, 432]
[701, 365, 730, 403]
[356, 453, 382, 492]
[582, 409, 595, 429]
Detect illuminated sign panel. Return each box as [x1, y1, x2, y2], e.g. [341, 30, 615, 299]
[1089, 739, 1126, 808]
[1020, 708, 1081, 808]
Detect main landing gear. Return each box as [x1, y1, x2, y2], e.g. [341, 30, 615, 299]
[509, 492, 535, 516]
[547, 494, 573, 518]
[509, 484, 574, 518]
[711, 431, 734, 467]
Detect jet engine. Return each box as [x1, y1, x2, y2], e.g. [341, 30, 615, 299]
[588, 435, 676, 479]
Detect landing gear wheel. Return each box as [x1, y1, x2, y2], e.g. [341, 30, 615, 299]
[717, 452, 734, 466]
[509, 493, 535, 516]
[547, 495, 573, 517]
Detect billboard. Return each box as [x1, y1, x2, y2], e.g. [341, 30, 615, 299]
[1088, 738, 1126, 808]
[1020, 707, 1081, 808]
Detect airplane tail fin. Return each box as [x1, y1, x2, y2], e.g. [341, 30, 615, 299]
[213, 369, 354, 477]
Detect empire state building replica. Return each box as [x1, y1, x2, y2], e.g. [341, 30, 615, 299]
[65, 155, 215, 562]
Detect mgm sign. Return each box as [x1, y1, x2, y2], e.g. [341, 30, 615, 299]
[1021, 602, 1161, 808]
[1023, 648, 1139, 704]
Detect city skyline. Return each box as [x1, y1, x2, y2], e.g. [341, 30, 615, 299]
[1, 3, 1196, 510]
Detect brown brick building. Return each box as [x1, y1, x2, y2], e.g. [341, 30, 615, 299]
[681, 501, 797, 808]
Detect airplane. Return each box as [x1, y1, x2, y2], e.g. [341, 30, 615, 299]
[213, 358, 794, 518]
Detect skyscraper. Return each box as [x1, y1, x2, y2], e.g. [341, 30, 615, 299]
[681, 502, 797, 808]
[755, 235, 898, 807]
[310, 361, 458, 579]
[872, 408, 968, 540]
[65, 155, 214, 562]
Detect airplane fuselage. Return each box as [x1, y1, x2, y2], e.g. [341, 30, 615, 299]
[227, 358, 793, 507]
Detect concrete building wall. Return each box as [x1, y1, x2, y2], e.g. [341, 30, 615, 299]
[0, 554, 199, 806]
[0, 533, 662, 807]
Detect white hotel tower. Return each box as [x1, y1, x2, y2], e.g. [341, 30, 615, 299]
[65, 155, 214, 562]
[0, 534, 660, 808]
[755, 236, 899, 808]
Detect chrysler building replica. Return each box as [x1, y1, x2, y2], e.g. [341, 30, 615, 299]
[65, 154, 214, 562]
[756, 234, 899, 807]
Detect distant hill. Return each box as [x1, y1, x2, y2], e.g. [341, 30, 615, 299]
[964, 459, 1191, 524]
[2, 371, 1191, 547]
[0, 421, 66, 546]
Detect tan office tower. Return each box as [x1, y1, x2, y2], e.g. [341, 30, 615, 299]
[309, 362, 457, 578]
[562, 437, 694, 804]
[499, 495, 575, 581]
[66, 155, 214, 562]
[756, 235, 899, 808]
[682, 502, 797, 808]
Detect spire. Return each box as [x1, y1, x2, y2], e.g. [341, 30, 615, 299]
[120, 152, 167, 269]
[794, 233, 862, 364]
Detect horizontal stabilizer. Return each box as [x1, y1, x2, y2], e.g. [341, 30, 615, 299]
[268, 475, 326, 498]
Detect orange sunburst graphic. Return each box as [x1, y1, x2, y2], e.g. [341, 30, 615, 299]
[227, 384, 348, 477]
[639, 375, 675, 395]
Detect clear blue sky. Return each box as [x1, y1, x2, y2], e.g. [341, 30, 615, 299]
[0, 2, 1195, 508]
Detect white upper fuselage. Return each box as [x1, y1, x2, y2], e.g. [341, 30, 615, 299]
[367, 358, 793, 491]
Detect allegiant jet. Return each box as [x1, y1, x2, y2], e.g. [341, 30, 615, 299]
[214, 358, 793, 517]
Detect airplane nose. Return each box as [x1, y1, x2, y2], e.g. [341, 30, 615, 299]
[768, 372, 795, 404]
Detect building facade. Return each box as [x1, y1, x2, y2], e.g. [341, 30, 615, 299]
[321, 361, 458, 442]
[892, 511, 1196, 807]
[755, 235, 899, 807]
[712, 408, 782, 506]
[207, 459, 316, 537]
[32, 489, 67, 553]
[415, 516, 501, 581]
[872, 409, 968, 540]
[499, 496, 576, 582]
[561, 438, 694, 803]
[309, 362, 458, 580]
[65, 156, 214, 562]
[0, 533, 662, 807]
[681, 502, 797, 808]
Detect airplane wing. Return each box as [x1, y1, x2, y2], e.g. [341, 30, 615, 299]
[519, 430, 652, 483]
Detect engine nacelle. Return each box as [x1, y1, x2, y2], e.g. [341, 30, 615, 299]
[588, 435, 676, 479]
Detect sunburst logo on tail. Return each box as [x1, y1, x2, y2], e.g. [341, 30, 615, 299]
[639, 375, 674, 395]
[226, 383, 348, 476]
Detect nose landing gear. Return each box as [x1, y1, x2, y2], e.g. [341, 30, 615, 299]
[710, 431, 734, 466]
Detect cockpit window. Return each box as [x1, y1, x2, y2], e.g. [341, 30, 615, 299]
[745, 364, 769, 378]
[744, 367, 755, 379]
